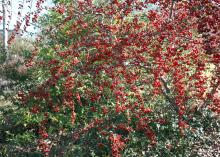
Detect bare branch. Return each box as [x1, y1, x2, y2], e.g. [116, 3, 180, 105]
[159, 77, 179, 112]
[169, 0, 175, 19]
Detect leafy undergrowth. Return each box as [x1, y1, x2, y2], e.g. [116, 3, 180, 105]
[0, 101, 219, 157]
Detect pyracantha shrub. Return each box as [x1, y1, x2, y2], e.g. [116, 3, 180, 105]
[17, 0, 219, 156]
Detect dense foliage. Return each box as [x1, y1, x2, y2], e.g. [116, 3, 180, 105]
[0, 0, 219, 156]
